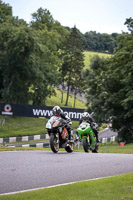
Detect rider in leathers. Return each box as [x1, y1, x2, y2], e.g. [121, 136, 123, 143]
[52, 106, 72, 140]
[79, 112, 99, 143]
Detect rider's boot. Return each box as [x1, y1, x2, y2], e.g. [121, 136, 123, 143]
[96, 136, 100, 144]
[74, 131, 78, 142]
[67, 127, 72, 140]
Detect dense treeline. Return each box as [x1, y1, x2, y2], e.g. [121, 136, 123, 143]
[83, 31, 119, 54]
[0, 0, 84, 106]
[65, 26, 119, 54]
[83, 18, 133, 143]
[0, 0, 133, 142]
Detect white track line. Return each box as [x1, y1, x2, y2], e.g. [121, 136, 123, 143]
[0, 174, 122, 196]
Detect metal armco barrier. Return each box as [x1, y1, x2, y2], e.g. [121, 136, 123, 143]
[0, 103, 85, 121]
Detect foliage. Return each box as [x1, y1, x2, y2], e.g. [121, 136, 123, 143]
[0, 2, 67, 105]
[83, 51, 111, 69]
[0, 24, 43, 103]
[1, 1, 133, 143]
[124, 17, 133, 32]
[0, 0, 12, 23]
[84, 19, 133, 143]
[83, 31, 119, 54]
[83, 55, 108, 123]
[0, 0, 12, 98]
[61, 26, 85, 106]
[104, 31, 133, 143]
[31, 7, 54, 31]
[0, 0, 120, 107]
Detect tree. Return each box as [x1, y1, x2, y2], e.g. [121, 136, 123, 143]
[83, 55, 107, 122]
[0, 23, 40, 103]
[83, 31, 118, 53]
[31, 7, 54, 31]
[84, 19, 133, 143]
[124, 17, 133, 32]
[30, 8, 69, 105]
[0, 1, 29, 101]
[0, 0, 12, 23]
[72, 72, 84, 108]
[31, 29, 60, 105]
[104, 31, 133, 143]
[0, 22, 61, 104]
[102, 33, 115, 53]
[0, 4, 69, 105]
[61, 26, 84, 106]
[0, 0, 12, 98]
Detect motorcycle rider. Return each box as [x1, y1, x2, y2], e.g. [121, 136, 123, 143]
[79, 112, 99, 143]
[52, 106, 72, 140]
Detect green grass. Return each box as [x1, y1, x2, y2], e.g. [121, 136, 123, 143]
[83, 51, 112, 69]
[45, 88, 86, 109]
[0, 143, 133, 154]
[73, 142, 133, 154]
[99, 142, 133, 154]
[0, 173, 132, 200]
[74, 142, 133, 154]
[0, 115, 79, 138]
[0, 116, 47, 138]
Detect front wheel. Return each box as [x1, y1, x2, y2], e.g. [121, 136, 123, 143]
[65, 141, 74, 153]
[50, 134, 59, 153]
[83, 137, 90, 153]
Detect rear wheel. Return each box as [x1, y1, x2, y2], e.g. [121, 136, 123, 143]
[92, 144, 99, 153]
[50, 134, 59, 153]
[83, 137, 90, 153]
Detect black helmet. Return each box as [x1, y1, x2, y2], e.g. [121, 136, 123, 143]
[52, 106, 62, 116]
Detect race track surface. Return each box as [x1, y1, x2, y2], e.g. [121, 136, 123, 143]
[0, 151, 133, 194]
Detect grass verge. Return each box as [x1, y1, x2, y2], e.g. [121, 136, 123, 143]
[45, 88, 86, 109]
[0, 116, 47, 138]
[0, 116, 79, 138]
[98, 142, 133, 154]
[0, 143, 133, 154]
[83, 51, 112, 69]
[74, 142, 133, 154]
[0, 173, 133, 200]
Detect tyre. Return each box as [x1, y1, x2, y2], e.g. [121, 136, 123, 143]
[83, 137, 89, 153]
[50, 134, 59, 153]
[65, 142, 74, 153]
[92, 144, 99, 153]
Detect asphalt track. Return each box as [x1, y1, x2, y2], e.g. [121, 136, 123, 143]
[0, 151, 133, 195]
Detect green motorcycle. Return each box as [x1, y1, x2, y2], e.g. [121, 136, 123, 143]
[77, 121, 98, 153]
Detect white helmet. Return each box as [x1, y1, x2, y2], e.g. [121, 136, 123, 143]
[81, 112, 90, 120]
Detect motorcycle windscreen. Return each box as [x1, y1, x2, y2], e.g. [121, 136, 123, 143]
[61, 128, 68, 139]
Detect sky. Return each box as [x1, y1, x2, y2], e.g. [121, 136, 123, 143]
[3, 0, 133, 34]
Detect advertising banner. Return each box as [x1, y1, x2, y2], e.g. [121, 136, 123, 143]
[0, 103, 85, 121]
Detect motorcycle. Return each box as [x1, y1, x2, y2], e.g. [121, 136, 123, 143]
[76, 121, 98, 153]
[46, 116, 74, 153]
